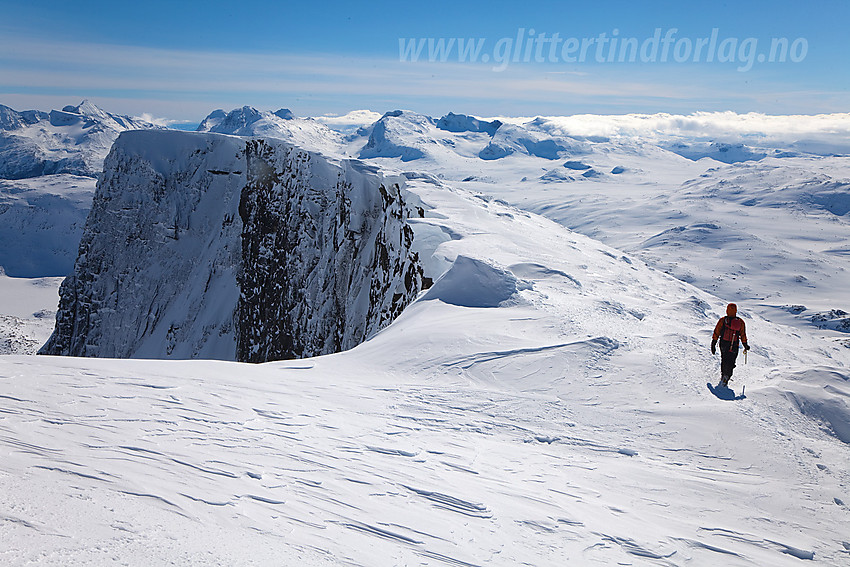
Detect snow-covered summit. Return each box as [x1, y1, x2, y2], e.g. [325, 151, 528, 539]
[662, 141, 769, 163]
[196, 105, 342, 155]
[479, 121, 589, 160]
[313, 109, 384, 135]
[0, 104, 48, 130]
[197, 105, 267, 133]
[353, 110, 606, 163]
[359, 110, 435, 161]
[435, 112, 502, 135]
[195, 108, 227, 131]
[0, 100, 161, 179]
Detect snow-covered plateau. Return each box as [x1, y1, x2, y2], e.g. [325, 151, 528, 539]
[1, 102, 849, 566]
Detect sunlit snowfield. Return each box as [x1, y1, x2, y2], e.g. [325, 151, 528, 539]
[2, 104, 849, 565]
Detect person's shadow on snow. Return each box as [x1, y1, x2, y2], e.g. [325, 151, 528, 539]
[707, 382, 747, 401]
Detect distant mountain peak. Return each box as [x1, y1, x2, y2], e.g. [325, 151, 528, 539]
[62, 99, 109, 119]
[194, 105, 341, 155]
[0, 104, 24, 130]
[437, 112, 502, 136]
[196, 109, 227, 132]
[0, 101, 161, 180]
[197, 106, 264, 133]
[359, 110, 434, 161]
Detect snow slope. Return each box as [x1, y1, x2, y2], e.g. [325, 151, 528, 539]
[0, 174, 95, 277]
[0, 174, 92, 353]
[460, 152, 850, 343]
[0, 270, 61, 355]
[4, 169, 850, 565]
[2, 106, 850, 564]
[341, 110, 850, 344]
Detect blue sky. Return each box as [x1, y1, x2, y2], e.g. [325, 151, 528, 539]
[0, 0, 847, 121]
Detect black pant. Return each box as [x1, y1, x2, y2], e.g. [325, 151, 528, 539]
[720, 342, 739, 377]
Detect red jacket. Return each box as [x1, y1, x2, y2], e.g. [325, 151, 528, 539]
[713, 316, 747, 349]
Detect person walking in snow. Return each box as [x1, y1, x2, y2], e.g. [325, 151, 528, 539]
[711, 303, 750, 387]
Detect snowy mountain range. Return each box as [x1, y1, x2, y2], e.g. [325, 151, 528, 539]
[197, 105, 344, 156]
[2, 101, 850, 565]
[0, 100, 161, 180]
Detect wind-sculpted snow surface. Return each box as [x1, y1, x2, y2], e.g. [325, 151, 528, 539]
[777, 368, 850, 444]
[8, 104, 850, 563]
[7, 172, 850, 566]
[422, 255, 525, 308]
[39, 131, 427, 361]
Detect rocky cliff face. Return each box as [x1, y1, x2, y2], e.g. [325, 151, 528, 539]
[236, 139, 426, 362]
[40, 131, 427, 362]
[40, 131, 246, 359]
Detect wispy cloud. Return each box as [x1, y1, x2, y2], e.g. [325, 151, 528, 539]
[0, 33, 847, 119]
[132, 113, 186, 127]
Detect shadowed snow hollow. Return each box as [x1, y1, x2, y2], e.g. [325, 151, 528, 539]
[777, 368, 850, 444]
